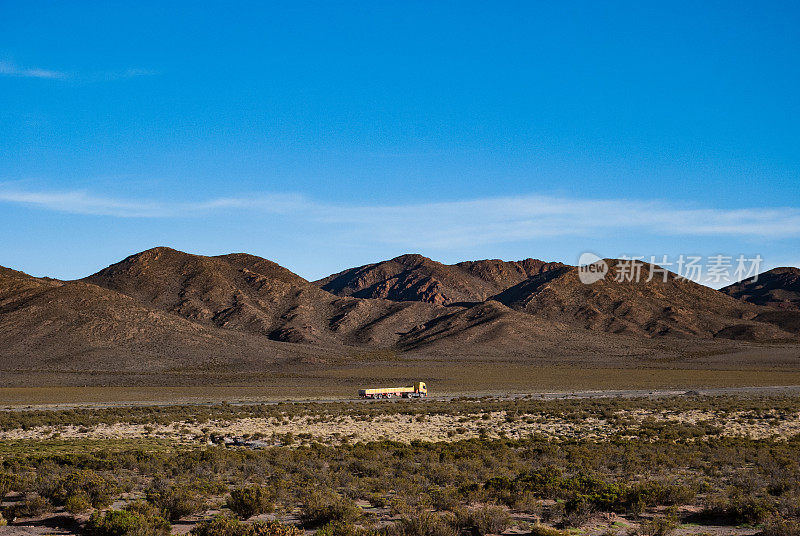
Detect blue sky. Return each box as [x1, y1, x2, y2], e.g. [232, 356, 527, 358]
[1, 1, 799, 286]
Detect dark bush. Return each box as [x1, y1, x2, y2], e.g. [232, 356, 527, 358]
[628, 481, 696, 508]
[64, 492, 92, 513]
[42, 469, 117, 508]
[638, 512, 679, 536]
[0, 472, 18, 499]
[528, 524, 567, 536]
[315, 521, 369, 536]
[227, 485, 275, 519]
[727, 494, 776, 525]
[458, 505, 511, 536]
[190, 515, 244, 536]
[383, 512, 457, 536]
[146, 481, 206, 521]
[191, 515, 302, 536]
[561, 498, 594, 528]
[250, 521, 304, 536]
[84, 504, 171, 536]
[300, 492, 362, 527]
[762, 515, 800, 536]
[4, 495, 53, 519]
[704, 491, 775, 525]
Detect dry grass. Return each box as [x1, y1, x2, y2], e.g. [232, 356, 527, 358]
[3, 394, 800, 445]
[1, 394, 800, 535]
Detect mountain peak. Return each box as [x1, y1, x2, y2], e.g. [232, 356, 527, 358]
[390, 253, 436, 267]
[766, 266, 800, 276]
[721, 266, 800, 310]
[318, 255, 568, 305]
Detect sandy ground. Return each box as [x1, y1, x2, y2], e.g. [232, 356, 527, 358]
[3, 406, 799, 445]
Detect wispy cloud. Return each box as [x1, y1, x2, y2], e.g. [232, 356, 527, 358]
[0, 60, 67, 79]
[0, 188, 306, 218]
[90, 68, 158, 82]
[0, 61, 156, 81]
[1, 185, 799, 248]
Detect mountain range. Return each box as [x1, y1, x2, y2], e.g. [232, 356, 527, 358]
[2, 247, 799, 384]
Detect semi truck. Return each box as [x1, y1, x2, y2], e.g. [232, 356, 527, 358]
[358, 381, 427, 399]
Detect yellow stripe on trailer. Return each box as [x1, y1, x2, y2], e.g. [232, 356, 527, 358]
[360, 386, 415, 395]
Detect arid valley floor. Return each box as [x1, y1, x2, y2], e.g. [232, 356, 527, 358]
[2, 387, 800, 536]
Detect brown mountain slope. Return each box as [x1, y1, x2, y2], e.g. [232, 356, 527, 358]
[317, 254, 565, 305]
[721, 267, 800, 310]
[81, 249, 747, 360]
[0, 265, 63, 308]
[0, 257, 669, 379]
[493, 260, 798, 342]
[83, 247, 450, 348]
[395, 300, 681, 360]
[5, 251, 800, 387]
[0, 267, 330, 374]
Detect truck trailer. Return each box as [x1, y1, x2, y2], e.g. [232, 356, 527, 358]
[358, 381, 427, 399]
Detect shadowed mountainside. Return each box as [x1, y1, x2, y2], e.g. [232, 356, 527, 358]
[84, 247, 449, 348]
[316, 254, 565, 305]
[492, 261, 799, 341]
[721, 267, 800, 310]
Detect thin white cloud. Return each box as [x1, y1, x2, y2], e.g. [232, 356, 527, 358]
[0, 60, 67, 79]
[0, 188, 306, 217]
[315, 197, 800, 247]
[0, 61, 156, 81]
[1, 185, 799, 247]
[90, 68, 158, 82]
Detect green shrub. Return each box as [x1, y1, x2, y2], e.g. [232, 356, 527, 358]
[0, 473, 17, 499]
[126, 501, 169, 518]
[190, 515, 245, 536]
[565, 475, 628, 513]
[384, 512, 458, 536]
[315, 521, 369, 536]
[511, 491, 542, 514]
[250, 521, 304, 536]
[762, 515, 800, 536]
[638, 513, 679, 536]
[528, 524, 567, 536]
[704, 491, 775, 525]
[227, 485, 275, 519]
[43, 469, 117, 508]
[561, 498, 594, 528]
[5, 495, 52, 518]
[628, 481, 696, 508]
[191, 515, 302, 536]
[300, 492, 362, 527]
[427, 486, 460, 511]
[64, 492, 92, 513]
[146, 481, 205, 521]
[460, 505, 511, 536]
[84, 506, 171, 536]
[727, 495, 775, 525]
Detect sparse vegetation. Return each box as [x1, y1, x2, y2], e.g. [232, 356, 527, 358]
[0, 395, 798, 535]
